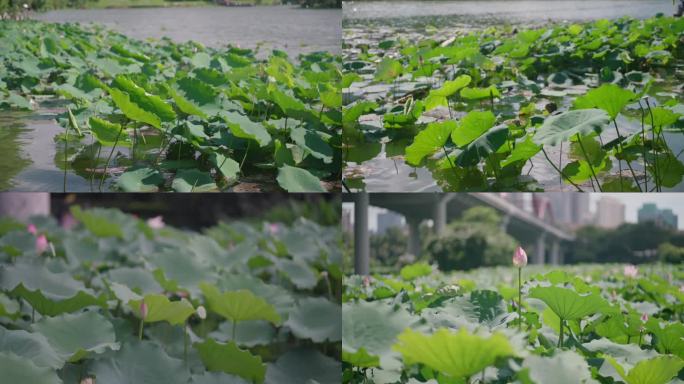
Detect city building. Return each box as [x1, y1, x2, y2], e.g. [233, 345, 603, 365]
[547, 193, 591, 228]
[638, 203, 678, 230]
[595, 197, 625, 229]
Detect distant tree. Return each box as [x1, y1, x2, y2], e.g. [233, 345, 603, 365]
[658, 242, 684, 264]
[369, 226, 408, 268]
[424, 206, 516, 271]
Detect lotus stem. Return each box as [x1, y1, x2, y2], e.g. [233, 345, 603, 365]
[99, 124, 125, 191]
[645, 99, 660, 192]
[540, 147, 584, 192]
[63, 118, 69, 192]
[638, 101, 649, 192]
[442, 145, 460, 179]
[518, 267, 522, 331]
[184, 322, 189, 365]
[232, 320, 237, 341]
[575, 133, 602, 192]
[638, 330, 643, 346]
[489, 89, 494, 113]
[240, 141, 251, 172]
[612, 119, 641, 192]
[559, 142, 563, 188]
[558, 318, 564, 348]
[138, 318, 144, 340]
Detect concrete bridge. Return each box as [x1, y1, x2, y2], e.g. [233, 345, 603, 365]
[342, 193, 575, 275]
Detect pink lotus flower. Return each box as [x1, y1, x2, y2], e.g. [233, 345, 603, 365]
[624, 265, 638, 278]
[35, 235, 48, 254]
[268, 223, 280, 235]
[362, 276, 372, 287]
[512, 246, 527, 268]
[27, 224, 37, 235]
[140, 301, 148, 319]
[147, 216, 165, 229]
[680, 285, 684, 293]
[80, 378, 94, 384]
[61, 213, 77, 230]
[641, 313, 648, 323]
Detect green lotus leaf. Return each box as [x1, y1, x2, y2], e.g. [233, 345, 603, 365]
[216, 320, 276, 347]
[343, 101, 378, 124]
[375, 58, 403, 82]
[148, 249, 216, 292]
[264, 349, 340, 384]
[32, 311, 119, 362]
[69, 206, 125, 238]
[649, 322, 684, 358]
[108, 87, 163, 129]
[451, 110, 496, 147]
[605, 355, 684, 384]
[275, 258, 318, 289]
[0, 263, 106, 316]
[129, 294, 195, 325]
[89, 117, 129, 147]
[169, 77, 219, 119]
[0, 351, 62, 384]
[171, 169, 218, 192]
[343, 301, 415, 364]
[500, 136, 541, 167]
[112, 75, 176, 122]
[284, 297, 341, 342]
[533, 109, 609, 146]
[528, 286, 614, 320]
[190, 372, 248, 384]
[0, 327, 64, 369]
[0, 294, 19, 319]
[117, 167, 164, 192]
[522, 350, 596, 384]
[221, 111, 271, 147]
[91, 341, 190, 384]
[393, 328, 514, 380]
[648, 152, 684, 188]
[290, 127, 334, 163]
[342, 347, 379, 368]
[455, 125, 509, 167]
[574, 83, 635, 120]
[399, 262, 432, 280]
[210, 153, 240, 182]
[405, 121, 456, 166]
[276, 165, 326, 192]
[200, 284, 282, 325]
[218, 275, 295, 317]
[460, 85, 500, 100]
[195, 339, 266, 384]
[646, 107, 681, 130]
[584, 338, 658, 366]
[424, 75, 472, 110]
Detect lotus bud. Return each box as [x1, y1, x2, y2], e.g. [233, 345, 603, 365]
[623, 265, 638, 278]
[140, 301, 148, 320]
[35, 235, 48, 254]
[61, 213, 77, 230]
[197, 305, 207, 320]
[80, 378, 94, 384]
[27, 224, 37, 235]
[512, 246, 527, 268]
[268, 223, 279, 235]
[146, 215, 165, 229]
[641, 313, 648, 323]
[362, 275, 371, 288]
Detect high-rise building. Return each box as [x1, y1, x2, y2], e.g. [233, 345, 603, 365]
[547, 193, 591, 228]
[376, 211, 404, 235]
[638, 203, 678, 230]
[595, 197, 625, 229]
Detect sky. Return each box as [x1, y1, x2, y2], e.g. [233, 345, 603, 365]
[590, 193, 684, 229]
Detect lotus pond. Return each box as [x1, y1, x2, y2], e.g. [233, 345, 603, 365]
[0, 207, 342, 383]
[342, 16, 684, 192]
[342, 263, 684, 383]
[0, 21, 341, 192]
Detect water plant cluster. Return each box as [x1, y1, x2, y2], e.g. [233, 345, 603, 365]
[343, 16, 684, 192]
[342, 262, 684, 383]
[0, 207, 342, 383]
[0, 21, 341, 192]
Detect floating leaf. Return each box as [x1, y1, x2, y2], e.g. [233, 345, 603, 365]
[265, 349, 340, 384]
[196, 339, 266, 384]
[285, 298, 341, 342]
[91, 341, 190, 384]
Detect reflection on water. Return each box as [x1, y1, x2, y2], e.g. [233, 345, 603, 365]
[0, 112, 32, 190]
[35, 6, 342, 57]
[344, 0, 674, 22]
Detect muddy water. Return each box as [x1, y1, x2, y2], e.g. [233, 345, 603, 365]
[36, 6, 342, 57]
[344, 1, 675, 22]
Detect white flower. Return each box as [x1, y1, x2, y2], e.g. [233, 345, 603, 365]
[197, 305, 207, 320]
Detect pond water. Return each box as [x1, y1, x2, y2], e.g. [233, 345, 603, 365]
[37, 6, 342, 57]
[344, 1, 675, 23]
[0, 6, 341, 192]
[342, 3, 684, 192]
